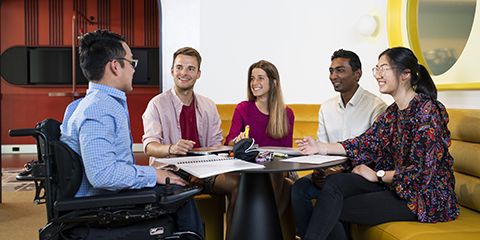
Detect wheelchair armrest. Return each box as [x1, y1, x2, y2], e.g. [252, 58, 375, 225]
[158, 186, 202, 209]
[54, 186, 202, 212]
[54, 190, 158, 212]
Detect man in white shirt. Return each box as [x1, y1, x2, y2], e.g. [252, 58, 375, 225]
[292, 49, 387, 239]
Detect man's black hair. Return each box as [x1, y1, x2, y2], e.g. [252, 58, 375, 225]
[331, 49, 362, 72]
[79, 30, 126, 81]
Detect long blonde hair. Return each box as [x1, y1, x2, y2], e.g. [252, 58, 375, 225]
[247, 60, 289, 139]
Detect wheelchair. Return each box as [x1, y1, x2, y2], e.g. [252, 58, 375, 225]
[9, 119, 203, 240]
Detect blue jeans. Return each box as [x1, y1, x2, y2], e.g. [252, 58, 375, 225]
[291, 174, 322, 239]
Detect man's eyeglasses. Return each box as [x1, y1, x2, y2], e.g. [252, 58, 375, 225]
[116, 58, 138, 69]
[372, 66, 396, 77]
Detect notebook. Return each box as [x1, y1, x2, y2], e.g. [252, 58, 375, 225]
[187, 146, 233, 156]
[155, 155, 264, 178]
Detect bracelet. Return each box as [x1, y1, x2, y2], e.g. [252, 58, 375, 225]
[168, 144, 173, 155]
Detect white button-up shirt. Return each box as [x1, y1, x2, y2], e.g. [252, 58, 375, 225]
[317, 86, 387, 143]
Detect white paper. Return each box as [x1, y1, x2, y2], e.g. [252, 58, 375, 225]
[280, 155, 346, 164]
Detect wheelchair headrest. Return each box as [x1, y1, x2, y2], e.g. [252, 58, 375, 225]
[51, 140, 84, 200]
[37, 118, 62, 141]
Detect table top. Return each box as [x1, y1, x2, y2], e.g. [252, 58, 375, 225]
[242, 158, 346, 173]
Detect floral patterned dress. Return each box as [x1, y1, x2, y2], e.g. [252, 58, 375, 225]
[341, 93, 459, 223]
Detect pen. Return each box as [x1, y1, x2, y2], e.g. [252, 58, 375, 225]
[273, 152, 288, 158]
[244, 125, 250, 138]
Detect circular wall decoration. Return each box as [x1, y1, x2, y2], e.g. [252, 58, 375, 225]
[387, 0, 480, 90]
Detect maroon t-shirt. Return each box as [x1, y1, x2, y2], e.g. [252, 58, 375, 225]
[180, 98, 201, 148]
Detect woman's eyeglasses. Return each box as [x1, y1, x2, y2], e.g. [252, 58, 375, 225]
[372, 66, 396, 77]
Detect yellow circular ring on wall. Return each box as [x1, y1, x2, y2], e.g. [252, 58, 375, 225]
[405, 0, 428, 71]
[386, 0, 403, 48]
[387, 0, 480, 90]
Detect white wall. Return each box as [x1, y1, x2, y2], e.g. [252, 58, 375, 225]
[160, 0, 201, 91]
[161, 0, 480, 109]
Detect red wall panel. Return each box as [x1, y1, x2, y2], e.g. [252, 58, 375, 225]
[109, 0, 122, 38]
[1, 0, 160, 145]
[63, 0, 74, 46]
[1, 0, 26, 50]
[133, 0, 144, 46]
[38, 0, 50, 46]
[1, 81, 80, 144]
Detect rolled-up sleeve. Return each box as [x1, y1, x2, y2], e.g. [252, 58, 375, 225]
[142, 99, 164, 153]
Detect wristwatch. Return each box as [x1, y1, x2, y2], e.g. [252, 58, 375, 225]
[376, 170, 386, 183]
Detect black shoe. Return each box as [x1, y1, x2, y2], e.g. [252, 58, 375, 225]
[18, 161, 34, 176]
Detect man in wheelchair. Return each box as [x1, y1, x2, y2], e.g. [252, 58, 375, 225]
[41, 29, 203, 239]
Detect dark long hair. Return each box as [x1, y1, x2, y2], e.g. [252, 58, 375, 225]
[379, 47, 437, 99]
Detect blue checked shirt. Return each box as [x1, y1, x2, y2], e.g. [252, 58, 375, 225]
[60, 82, 157, 197]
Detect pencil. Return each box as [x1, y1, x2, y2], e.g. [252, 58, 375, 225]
[244, 125, 250, 138]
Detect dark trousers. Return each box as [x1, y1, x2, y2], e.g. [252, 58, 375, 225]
[291, 174, 321, 238]
[303, 173, 416, 240]
[149, 184, 204, 236]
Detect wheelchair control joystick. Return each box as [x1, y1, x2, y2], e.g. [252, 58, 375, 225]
[164, 177, 173, 195]
[159, 177, 202, 209]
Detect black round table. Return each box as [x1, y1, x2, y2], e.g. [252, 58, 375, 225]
[227, 159, 346, 240]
